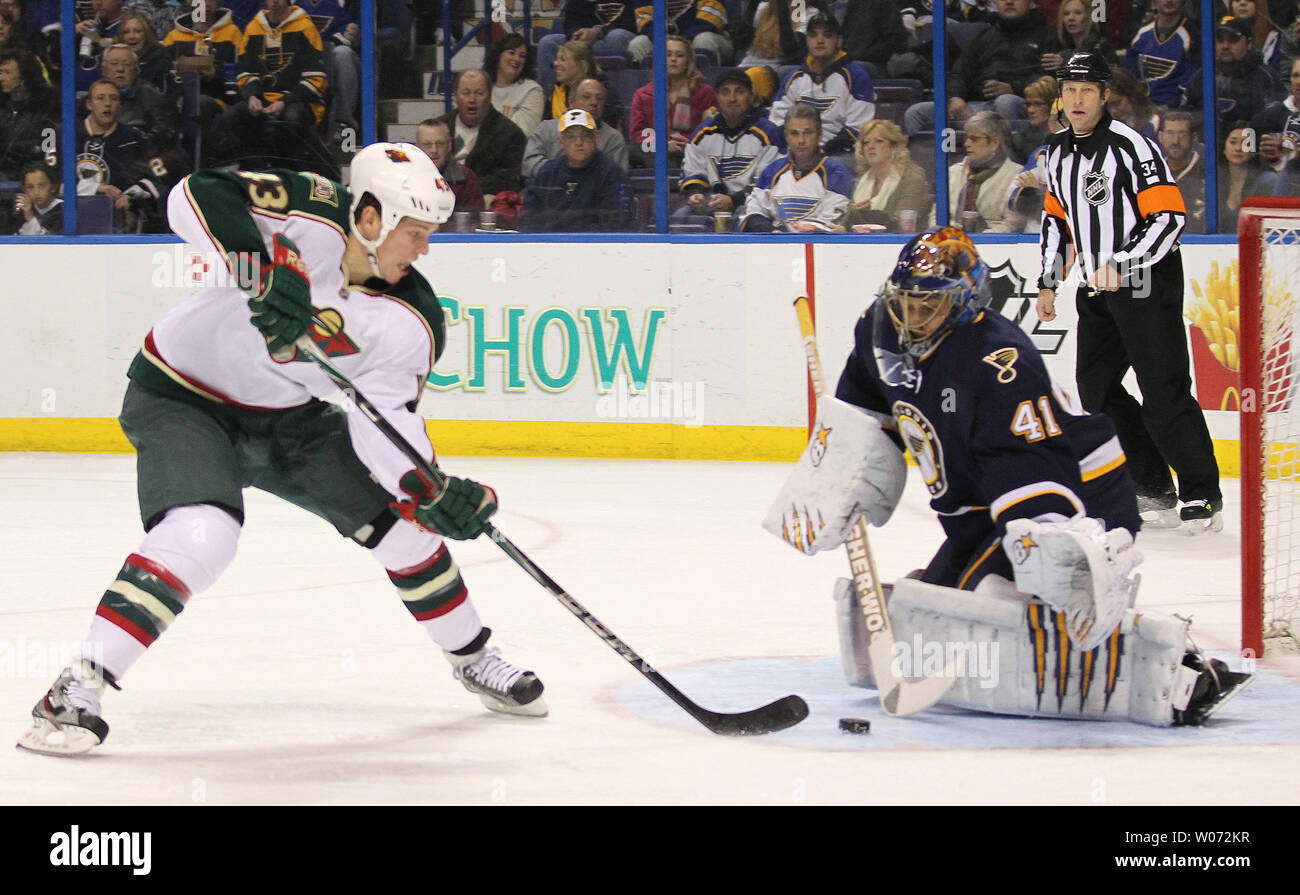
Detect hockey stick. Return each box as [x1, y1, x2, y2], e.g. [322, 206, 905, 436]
[294, 328, 809, 736]
[793, 297, 956, 716]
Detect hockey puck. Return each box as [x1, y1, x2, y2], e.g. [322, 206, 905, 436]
[838, 718, 871, 734]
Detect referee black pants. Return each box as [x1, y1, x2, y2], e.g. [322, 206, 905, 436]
[1074, 251, 1221, 504]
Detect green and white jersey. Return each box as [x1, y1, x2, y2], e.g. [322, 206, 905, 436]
[129, 168, 446, 497]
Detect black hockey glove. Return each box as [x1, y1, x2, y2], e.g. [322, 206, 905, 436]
[392, 468, 499, 540]
[248, 233, 312, 358]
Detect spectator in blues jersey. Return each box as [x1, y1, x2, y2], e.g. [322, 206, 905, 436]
[939, 110, 1022, 232]
[629, 0, 733, 66]
[1006, 92, 1069, 233]
[524, 77, 628, 182]
[295, 0, 362, 137]
[75, 79, 161, 232]
[904, 0, 1051, 134]
[1124, 0, 1196, 107]
[162, 0, 242, 167]
[845, 119, 934, 232]
[521, 108, 632, 232]
[739, 103, 853, 232]
[1157, 109, 1206, 232]
[74, 0, 124, 92]
[1253, 56, 1300, 187]
[678, 68, 783, 228]
[10, 161, 62, 235]
[536, 1, 638, 95]
[769, 13, 874, 166]
[416, 118, 484, 233]
[1183, 17, 1281, 133]
[221, 0, 330, 171]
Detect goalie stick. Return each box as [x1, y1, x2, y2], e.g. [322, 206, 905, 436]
[294, 324, 809, 736]
[793, 296, 956, 716]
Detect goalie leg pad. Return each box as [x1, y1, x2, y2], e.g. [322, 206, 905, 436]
[763, 395, 906, 555]
[886, 577, 1197, 726]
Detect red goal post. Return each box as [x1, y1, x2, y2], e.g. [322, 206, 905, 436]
[1238, 198, 1300, 657]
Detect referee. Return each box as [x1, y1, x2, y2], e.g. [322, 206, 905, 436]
[1035, 52, 1222, 532]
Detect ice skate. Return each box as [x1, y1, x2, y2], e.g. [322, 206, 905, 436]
[1179, 498, 1224, 534]
[446, 640, 547, 718]
[1173, 653, 1253, 726]
[16, 661, 113, 756]
[1136, 493, 1180, 529]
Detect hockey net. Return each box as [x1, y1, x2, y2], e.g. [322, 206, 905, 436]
[1239, 199, 1300, 656]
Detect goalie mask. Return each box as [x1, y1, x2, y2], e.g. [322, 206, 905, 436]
[879, 226, 990, 361]
[348, 142, 456, 278]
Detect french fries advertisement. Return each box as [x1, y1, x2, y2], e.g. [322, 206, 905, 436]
[1189, 256, 1297, 415]
[1188, 260, 1243, 411]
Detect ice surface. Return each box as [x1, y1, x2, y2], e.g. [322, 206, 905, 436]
[2, 454, 1297, 805]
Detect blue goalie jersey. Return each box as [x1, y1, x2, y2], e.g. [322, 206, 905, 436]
[835, 300, 1140, 586]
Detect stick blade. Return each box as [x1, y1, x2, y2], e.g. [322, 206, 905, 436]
[696, 694, 810, 736]
[880, 675, 956, 717]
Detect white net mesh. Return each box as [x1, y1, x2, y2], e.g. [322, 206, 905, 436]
[1254, 219, 1300, 647]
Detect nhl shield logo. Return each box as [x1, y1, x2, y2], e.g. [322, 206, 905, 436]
[1083, 171, 1110, 206]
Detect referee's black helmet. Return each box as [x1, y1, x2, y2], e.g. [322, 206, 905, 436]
[1055, 51, 1111, 86]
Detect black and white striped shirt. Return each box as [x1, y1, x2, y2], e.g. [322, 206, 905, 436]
[1038, 112, 1185, 289]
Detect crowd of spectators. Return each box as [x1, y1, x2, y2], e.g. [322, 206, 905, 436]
[1, 0, 361, 234]
[497, 0, 1300, 233]
[7, 0, 1300, 235]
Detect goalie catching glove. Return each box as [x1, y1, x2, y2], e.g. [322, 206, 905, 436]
[1002, 516, 1141, 652]
[763, 395, 907, 555]
[247, 233, 313, 358]
[393, 468, 499, 540]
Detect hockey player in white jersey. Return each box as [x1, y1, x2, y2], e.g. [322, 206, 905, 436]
[18, 143, 547, 757]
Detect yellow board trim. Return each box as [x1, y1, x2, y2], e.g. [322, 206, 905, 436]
[0, 419, 1250, 470]
[0, 418, 810, 462]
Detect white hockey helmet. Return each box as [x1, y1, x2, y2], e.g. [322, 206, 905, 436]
[348, 141, 455, 275]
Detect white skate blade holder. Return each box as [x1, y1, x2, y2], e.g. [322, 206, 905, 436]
[1182, 512, 1225, 535]
[474, 690, 548, 718]
[16, 718, 103, 757]
[1140, 508, 1182, 530]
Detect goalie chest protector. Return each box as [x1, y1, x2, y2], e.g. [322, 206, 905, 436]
[834, 303, 1136, 535]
